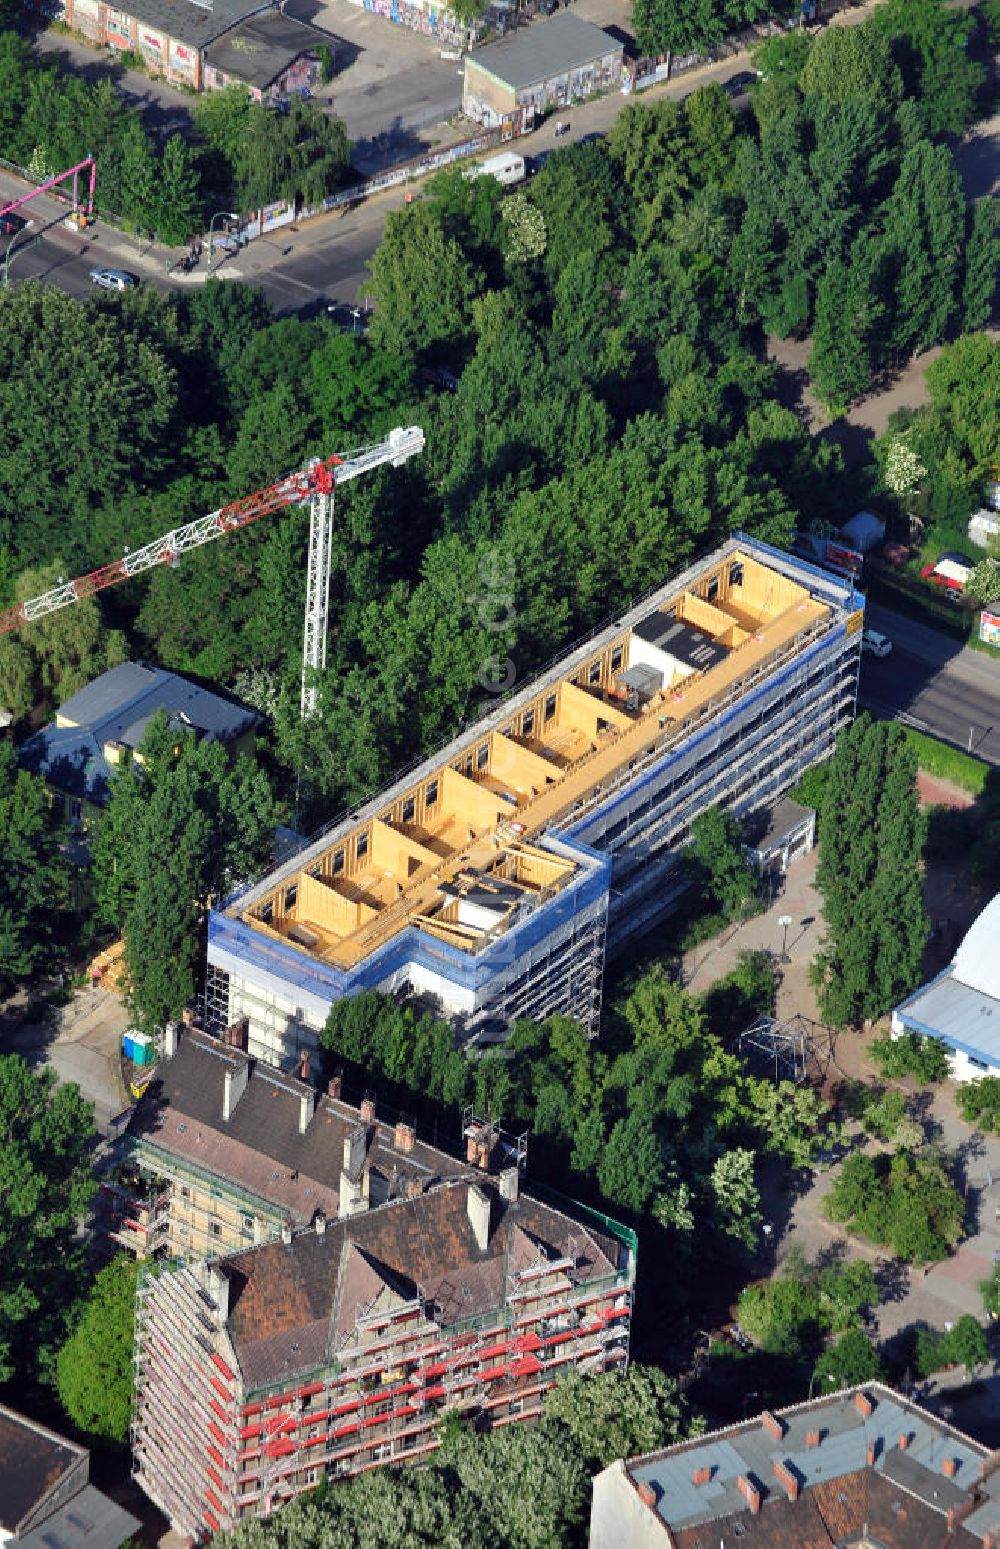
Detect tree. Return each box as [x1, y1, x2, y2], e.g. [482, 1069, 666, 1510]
[867, 0, 984, 136]
[799, 25, 903, 109]
[0, 743, 69, 994]
[946, 1313, 989, 1376]
[155, 134, 203, 246]
[368, 201, 484, 360]
[812, 1329, 883, 1390]
[0, 562, 127, 724]
[543, 1365, 701, 1473]
[962, 199, 1000, 333]
[967, 558, 1000, 606]
[501, 193, 547, 265]
[92, 713, 279, 1030]
[710, 1148, 762, 1250]
[687, 805, 761, 920]
[881, 141, 965, 357]
[824, 1149, 964, 1262]
[926, 335, 1000, 476]
[811, 716, 928, 1026]
[0, 1056, 96, 1382]
[808, 254, 879, 415]
[56, 1257, 138, 1444]
[746, 1079, 839, 1170]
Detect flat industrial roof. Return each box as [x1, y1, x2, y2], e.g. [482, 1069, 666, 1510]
[465, 12, 621, 91]
[896, 969, 1000, 1066]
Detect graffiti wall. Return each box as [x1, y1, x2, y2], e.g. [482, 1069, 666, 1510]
[358, 0, 477, 52]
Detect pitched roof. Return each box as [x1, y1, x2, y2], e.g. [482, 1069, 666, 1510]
[19, 662, 258, 803]
[122, 0, 274, 50]
[621, 1384, 995, 1549]
[0, 1405, 84, 1534]
[221, 1177, 620, 1389]
[203, 9, 332, 88]
[466, 13, 621, 92]
[132, 1028, 468, 1225]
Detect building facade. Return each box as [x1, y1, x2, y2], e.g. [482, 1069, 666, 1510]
[892, 895, 1000, 1081]
[464, 13, 624, 127]
[590, 1384, 1000, 1549]
[133, 1172, 635, 1540]
[99, 1021, 472, 1261]
[206, 537, 862, 1068]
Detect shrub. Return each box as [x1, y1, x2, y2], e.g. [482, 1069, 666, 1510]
[824, 1150, 964, 1262]
[957, 1077, 1000, 1132]
[870, 1032, 951, 1085]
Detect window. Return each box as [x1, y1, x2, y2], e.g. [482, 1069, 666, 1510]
[476, 744, 489, 770]
[284, 883, 297, 910]
[611, 645, 623, 672]
[308, 864, 321, 879]
[260, 901, 273, 924]
[588, 660, 601, 685]
[402, 796, 415, 824]
[333, 848, 344, 876]
[544, 692, 557, 721]
[426, 778, 438, 806]
[356, 832, 368, 861]
[522, 709, 534, 736]
[241, 1214, 254, 1232]
[180, 1186, 190, 1198]
[706, 574, 719, 602]
[729, 561, 744, 587]
[970, 1056, 989, 1071]
[211, 1222, 222, 1238]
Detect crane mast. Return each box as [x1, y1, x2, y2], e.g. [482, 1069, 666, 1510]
[0, 426, 425, 719]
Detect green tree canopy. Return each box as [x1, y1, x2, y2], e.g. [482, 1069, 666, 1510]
[0, 742, 69, 994]
[56, 1256, 139, 1444]
[0, 1056, 96, 1382]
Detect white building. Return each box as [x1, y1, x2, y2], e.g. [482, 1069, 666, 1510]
[892, 895, 1000, 1080]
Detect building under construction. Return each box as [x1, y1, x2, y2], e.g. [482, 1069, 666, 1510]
[132, 1164, 635, 1541]
[207, 535, 863, 1065]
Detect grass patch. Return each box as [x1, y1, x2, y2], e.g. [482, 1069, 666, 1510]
[864, 562, 972, 639]
[902, 727, 989, 796]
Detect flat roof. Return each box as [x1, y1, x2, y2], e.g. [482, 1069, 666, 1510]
[204, 10, 332, 88]
[224, 539, 856, 973]
[633, 609, 729, 672]
[465, 12, 621, 91]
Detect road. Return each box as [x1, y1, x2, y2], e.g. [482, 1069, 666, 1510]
[860, 602, 1000, 766]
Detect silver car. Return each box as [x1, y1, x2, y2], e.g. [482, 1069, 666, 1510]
[89, 267, 138, 291]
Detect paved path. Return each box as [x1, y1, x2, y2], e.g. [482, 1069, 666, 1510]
[0, 987, 130, 1133]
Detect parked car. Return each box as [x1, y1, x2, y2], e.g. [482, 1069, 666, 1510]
[920, 552, 974, 592]
[89, 267, 138, 291]
[861, 629, 892, 658]
[724, 71, 757, 98]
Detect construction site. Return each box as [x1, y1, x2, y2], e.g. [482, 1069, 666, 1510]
[207, 535, 864, 1065]
[131, 1139, 635, 1540]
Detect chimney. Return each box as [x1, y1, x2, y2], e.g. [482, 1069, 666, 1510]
[636, 1482, 656, 1508]
[343, 1124, 367, 1180]
[737, 1475, 761, 1515]
[499, 1165, 519, 1203]
[297, 1050, 311, 1083]
[205, 1265, 230, 1322]
[805, 1430, 821, 1450]
[467, 1183, 491, 1251]
[225, 1016, 249, 1051]
[773, 1461, 799, 1502]
[222, 1061, 250, 1122]
[855, 1392, 875, 1418]
[299, 1089, 315, 1135]
[867, 1444, 878, 1467]
[327, 1070, 343, 1100]
[943, 1457, 958, 1479]
[406, 1177, 424, 1200]
[395, 1120, 415, 1154]
[315, 1211, 326, 1236]
[984, 1531, 1000, 1549]
[762, 1411, 785, 1442]
[360, 1094, 376, 1125]
[693, 1466, 712, 1486]
[899, 1433, 911, 1451]
[164, 1021, 180, 1059]
[281, 1223, 292, 1244]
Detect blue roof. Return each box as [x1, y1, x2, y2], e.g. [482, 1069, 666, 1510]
[895, 971, 1000, 1067]
[18, 662, 259, 805]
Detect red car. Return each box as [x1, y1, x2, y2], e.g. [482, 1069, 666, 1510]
[920, 552, 974, 592]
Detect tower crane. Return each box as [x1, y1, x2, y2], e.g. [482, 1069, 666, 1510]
[0, 426, 425, 718]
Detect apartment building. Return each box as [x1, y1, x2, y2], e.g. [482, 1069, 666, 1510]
[206, 535, 863, 1066]
[591, 1384, 1000, 1549]
[133, 1170, 635, 1540]
[99, 1021, 472, 1260]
